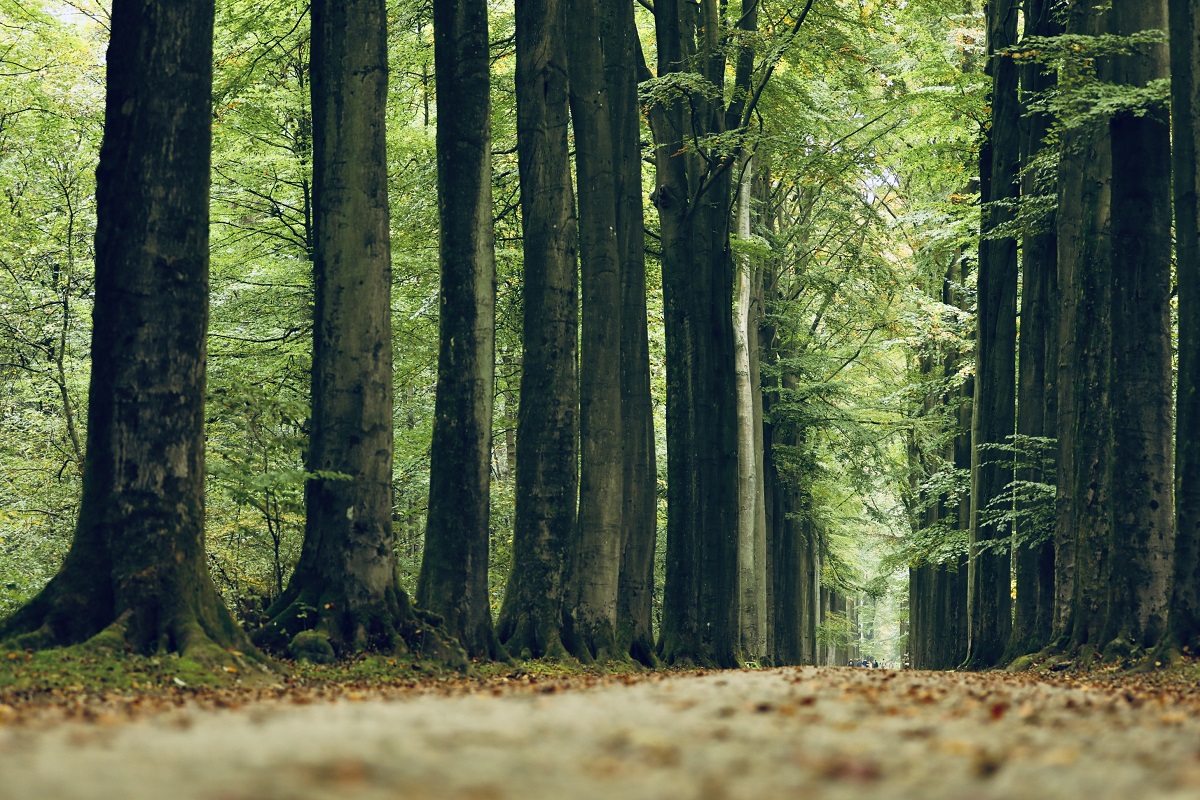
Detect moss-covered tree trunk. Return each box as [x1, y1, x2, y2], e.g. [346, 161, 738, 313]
[1167, 0, 1200, 655]
[1106, 0, 1174, 654]
[604, 0, 659, 668]
[965, 0, 1019, 669]
[1007, 0, 1061, 661]
[0, 0, 253, 664]
[256, 0, 446, 663]
[567, 0, 624, 664]
[416, 0, 504, 660]
[495, 0, 579, 661]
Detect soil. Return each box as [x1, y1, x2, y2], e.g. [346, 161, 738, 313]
[2, 666, 1200, 799]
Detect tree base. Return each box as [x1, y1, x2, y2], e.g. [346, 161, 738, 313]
[253, 579, 467, 669]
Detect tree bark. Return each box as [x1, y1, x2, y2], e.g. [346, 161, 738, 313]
[966, 0, 1019, 668]
[496, 0, 579, 660]
[257, 0, 457, 664]
[417, 0, 504, 660]
[1054, 0, 1113, 652]
[567, 0, 624, 663]
[735, 158, 766, 662]
[1106, 0, 1174, 653]
[1007, 0, 1061, 661]
[1167, 0, 1200, 655]
[603, 0, 659, 668]
[0, 0, 254, 664]
[648, 0, 744, 670]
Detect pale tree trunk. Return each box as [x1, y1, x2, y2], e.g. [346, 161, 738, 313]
[735, 158, 765, 662]
[1168, 0, 1200, 655]
[496, 0, 579, 660]
[568, 0, 624, 663]
[1, 0, 256, 666]
[1106, 0, 1174, 652]
[417, 0, 504, 660]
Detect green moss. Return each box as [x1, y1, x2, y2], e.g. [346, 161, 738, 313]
[0, 647, 261, 696]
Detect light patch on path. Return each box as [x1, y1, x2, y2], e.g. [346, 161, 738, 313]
[2, 667, 1199, 799]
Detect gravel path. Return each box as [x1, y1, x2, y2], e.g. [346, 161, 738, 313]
[2, 667, 1199, 799]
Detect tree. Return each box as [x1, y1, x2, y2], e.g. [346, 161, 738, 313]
[1106, 0, 1174, 653]
[966, 0, 1019, 668]
[1054, 0, 1114, 651]
[646, 0, 774, 669]
[416, 0, 504, 660]
[495, 0, 579, 660]
[1006, 0, 1061, 661]
[256, 0, 445, 662]
[567, 0, 624, 663]
[0, 0, 253, 662]
[1168, 0, 1200, 656]
[603, 0, 659, 668]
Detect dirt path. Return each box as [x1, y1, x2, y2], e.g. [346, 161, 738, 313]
[2, 667, 1199, 799]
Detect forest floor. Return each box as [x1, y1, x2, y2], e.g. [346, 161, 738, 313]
[3, 656, 1200, 799]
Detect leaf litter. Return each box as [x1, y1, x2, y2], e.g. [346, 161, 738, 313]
[2, 656, 1200, 799]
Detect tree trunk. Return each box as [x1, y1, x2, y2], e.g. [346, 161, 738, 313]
[604, 0, 659, 668]
[1055, 0, 1113, 652]
[1007, 0, 1061, 661]
[257, 0, 456, 664]
[417, 0, 504, 660]
[966, 0, 1019, 668]
[1168, 0, 1200, 655]
[0, 0, 254, 665]
[735, 158, 766, 662]
[496, 0, 579, 660]
[567, 0, 624, 664]
[1106, 0, 1174, 653]
[649, 0, 742, 670]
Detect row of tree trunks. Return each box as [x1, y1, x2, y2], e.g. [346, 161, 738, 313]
[1168, 0, 1200, 655]
[1006, 0, 1061, 662]
[966, 0, 1019, 669]
[1050, 0, 1177, 659]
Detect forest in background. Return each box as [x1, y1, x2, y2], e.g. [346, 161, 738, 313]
[0, 0, 1191, 672]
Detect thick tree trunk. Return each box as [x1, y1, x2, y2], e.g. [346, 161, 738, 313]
[417, 0, 504, 660]
[0, 0, 253, 664]
[649, 0, 741, 668]
[258, 0, 451, 664]
[966, 0, 1019, 668]
[602, 0, 658, 668]
[1106, 0, 1174, 653]
[1007, 0, 1061, 661]
[496, 0, 579, 660]
[1168, 0, 1200, 654]
[567, 0, 624, 663]
[1055, 0, 1113, 652]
